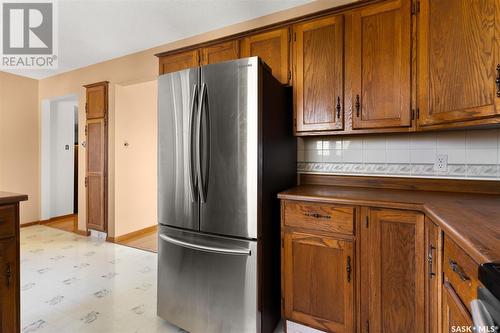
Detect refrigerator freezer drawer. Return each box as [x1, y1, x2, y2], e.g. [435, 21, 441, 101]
[157, 226, 259, 333]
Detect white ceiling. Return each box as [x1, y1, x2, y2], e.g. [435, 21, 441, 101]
[5, 0, 315, 80]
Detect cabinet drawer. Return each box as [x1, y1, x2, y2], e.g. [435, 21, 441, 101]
[283, 201, 354, 235]
[443, 235, 479, 311]
[0, 205, 15, 238]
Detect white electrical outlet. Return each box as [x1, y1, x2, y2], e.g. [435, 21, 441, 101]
[434, 154, 448, 172]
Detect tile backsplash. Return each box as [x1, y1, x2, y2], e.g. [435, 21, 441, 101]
[297, 129, 500, 180]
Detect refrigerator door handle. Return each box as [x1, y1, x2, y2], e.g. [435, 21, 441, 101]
[159, 234, 251, 256]
[197, 83, 210, 203]
[189, 84, 199, 203]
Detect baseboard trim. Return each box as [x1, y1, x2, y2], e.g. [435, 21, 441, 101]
[107, 225, 157, 243]
[20, 221, 41, 228]
[75, 229, 90, 236]
[21, 214, 85, 236]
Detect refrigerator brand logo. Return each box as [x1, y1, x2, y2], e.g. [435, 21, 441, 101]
[0, 0, 58, 68]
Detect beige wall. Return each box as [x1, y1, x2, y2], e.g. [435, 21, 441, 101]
[0, 72, 39, 223]
[35, 0, 355, 235]
[114, 80, 157, 237]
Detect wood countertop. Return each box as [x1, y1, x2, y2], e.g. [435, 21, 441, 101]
[278, 185, 500, 264]
[0, 192, 28, 205]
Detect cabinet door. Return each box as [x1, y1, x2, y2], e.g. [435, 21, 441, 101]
[293, 15, 344, 132]
[85, 82, 108, 119]
[442, 282, 473, 332]
[0, 239, 18, 333]
[201, 40, 239, 65]
[241, 28, 290, 84]
[159, 50, 199, 75]
[86, 118, 107, 232]
[284, 232, 354, 333]
[418, 0, 500, 127]
[360, 208, 425, 333]
[350, 0, 412, 129]
[425, 218, 442, 333]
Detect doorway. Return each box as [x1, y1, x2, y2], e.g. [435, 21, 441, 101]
[40, 94, 79, 230]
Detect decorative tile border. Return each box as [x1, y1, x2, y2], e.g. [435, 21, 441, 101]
[297, 162, 500, 180]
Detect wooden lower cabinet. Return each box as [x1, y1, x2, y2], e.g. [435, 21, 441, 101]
[0, 239, 18, 333]
[442, 282, 473, 332]
[283, 232, 354, 333]
[425, 218, 442, 333]
[359, 208, 425, 333]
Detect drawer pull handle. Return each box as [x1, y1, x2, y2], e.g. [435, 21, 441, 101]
[428, 244, 436, 279]
[449, 260, 470, 282]
[336, 96, 341, 119]
[355, 94, 361, 117]
[6, 264, 11, 287]
[304, 212, 331, 219]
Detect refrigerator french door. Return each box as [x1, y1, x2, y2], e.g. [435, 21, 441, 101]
[157, 57, 294, 333]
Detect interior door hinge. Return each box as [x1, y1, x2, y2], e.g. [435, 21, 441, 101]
[412, 1, 420, 15]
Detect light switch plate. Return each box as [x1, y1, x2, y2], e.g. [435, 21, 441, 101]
[434, 154, 448, 172]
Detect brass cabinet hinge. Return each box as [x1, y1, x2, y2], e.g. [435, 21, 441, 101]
[411, 109, 415, 120]
[416, 108, 420, 119]
[85, 176, 88, 187]
[287, 30, 291, 43]
[85, 102, 88, 113]
[288, 69, 291, 82]
[293, 32, 297, 42]
[365, 215, 369, 228]
[281, 238, 284, 248]
[412, 1, 420, 15]
[84, 125, 87, 136]
[366, 320, 370, 333]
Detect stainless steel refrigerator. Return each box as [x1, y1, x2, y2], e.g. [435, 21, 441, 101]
[157, 57, 296, 333]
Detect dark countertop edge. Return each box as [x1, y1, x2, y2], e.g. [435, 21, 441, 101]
[0, 192, 28, 205]
[278, 187, 497, 264]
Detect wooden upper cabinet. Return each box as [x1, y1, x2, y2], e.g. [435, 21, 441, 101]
[284, 232, 354, 333]
[159, 49, 199, 75]
[293, 15, 344, 133]
[349, 0, 412, 130]
[360, 208, 425, 333]
[240, 28, 291, 85]
[85, 82, 108, 119]
[201, 40, 239, 65]
[418, 0, 500, 127]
